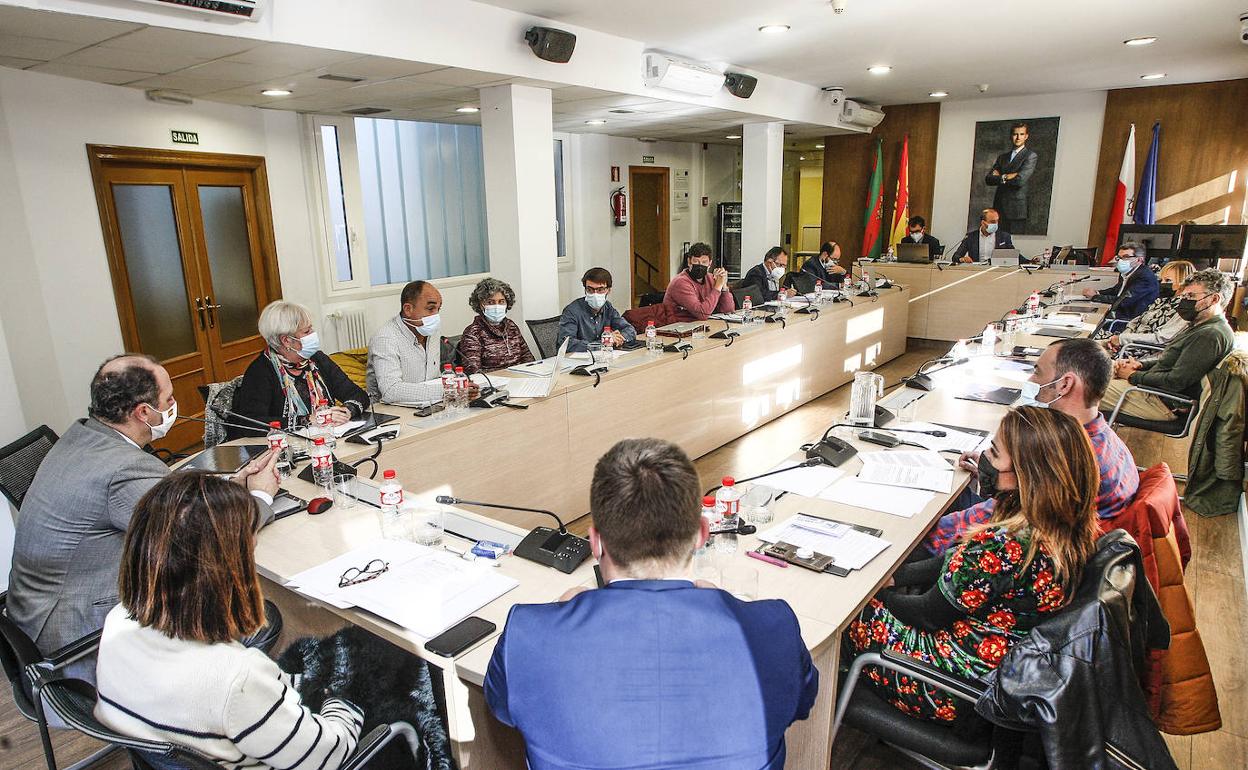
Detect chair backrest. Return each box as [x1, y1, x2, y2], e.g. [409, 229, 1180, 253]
[525, 316, 562, 359]
[202, 376, 244, 448]
[0, 424, 58, 511]
[0, 591, 44, 719]
[638, 291, 666, 308]
[784, 271, 816, 295]
[730, 283, 757, 310]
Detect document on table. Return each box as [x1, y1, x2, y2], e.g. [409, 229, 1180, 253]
[856, 450, 954, 493]
[893, 422, 988, 454]
[507, 357, 577, 377]
[286, 539, 417, 610]
[759, 460, 846, 498]
[759, 513, 890, 570]
[819, 477, 936, 518]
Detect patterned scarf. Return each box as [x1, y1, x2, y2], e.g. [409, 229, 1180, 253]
[268, 350, 330, 417]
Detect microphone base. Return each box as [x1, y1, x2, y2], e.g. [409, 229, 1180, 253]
[710, 330, 740, 339]
[514, 526, 591, 574]
[805, 437, 858, 467]
[902, 373, 936, 391]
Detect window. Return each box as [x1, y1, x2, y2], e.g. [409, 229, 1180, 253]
[319, 125, 353, 282]
[553, 138, 566, 260]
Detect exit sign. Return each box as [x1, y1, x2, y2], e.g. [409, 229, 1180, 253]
[642, 155, 655, 164]
[171, 130, 199, 145]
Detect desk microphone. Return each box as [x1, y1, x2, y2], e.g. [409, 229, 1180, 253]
[703, 457, 827, 496]
[436, 495, 590, 574]
[824, 422, 946, 437]
[570, 346, 610, 377]
[710, 319, 741, 341]
[469, 370, 519, 409]
[902, 356, 970, 391]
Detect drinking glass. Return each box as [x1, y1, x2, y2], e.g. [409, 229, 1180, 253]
[692, 548, 722, 585]
[333, 475, 358, 510]
[410, 503, 445, 546]
[377, 504, 411, 541]
[722, 564, 759, 601]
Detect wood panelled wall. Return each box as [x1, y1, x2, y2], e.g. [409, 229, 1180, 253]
[820, 103, 940, 263]
[1088, 78, 1248, 245]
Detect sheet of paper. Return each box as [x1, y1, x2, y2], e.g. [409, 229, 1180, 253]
[470, 373, 516, 389]
[759, 513, 891, 570]
[894, 422, 988, 454]
[331, 419, 366, 438]
[506, 357, 576, 377]
[856, 450, 954, 493]
[759, 460, 846, 498]
[819, 477, 936, 519]
[286, 539, 416, 609]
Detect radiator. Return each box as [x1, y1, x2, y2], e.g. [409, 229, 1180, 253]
[329, 309, 369, 350]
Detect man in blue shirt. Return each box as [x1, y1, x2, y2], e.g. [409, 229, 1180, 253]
[485, 438, 819, 770]
[556, 267, 636, 353]
[1082, 242, 1160, 323]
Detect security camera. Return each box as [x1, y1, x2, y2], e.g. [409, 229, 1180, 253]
[822, 86, 845, 105]
[1240, 13, 1248, 44]
[831, 0, 847, 13]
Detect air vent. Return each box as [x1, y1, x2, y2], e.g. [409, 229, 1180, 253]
[343, 107, 390, 116]
[318, 73, 366, 83]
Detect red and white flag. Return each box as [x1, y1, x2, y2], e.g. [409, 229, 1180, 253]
[1101, 124, 1136, 264]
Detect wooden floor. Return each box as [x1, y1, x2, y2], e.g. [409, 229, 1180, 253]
[2, 344, 1244, 770]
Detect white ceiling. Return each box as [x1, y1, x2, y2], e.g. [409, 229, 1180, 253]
[0, 5, 831, 145]
[480, 0, 1248, 104]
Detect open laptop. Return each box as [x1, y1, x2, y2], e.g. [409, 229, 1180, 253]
[501, 338, 570, 399]
[989, 248, 1021, 267]
[896, 242, 932, 263]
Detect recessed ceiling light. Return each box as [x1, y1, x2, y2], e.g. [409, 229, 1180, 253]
[1124, 36, 1157, 46]
[799, 155, 806, 161]
[260, 88, 292, 97]
[1140, 73, 1166, 80]
[726, 134, 742, 139]
[455, 105, 480, 113]
[758, 24, 791, 34]
[585, 119, 607, 125]
[815, 144, 824, 149]
[929, 90, 949, 98]
[868, 65, 892, 75]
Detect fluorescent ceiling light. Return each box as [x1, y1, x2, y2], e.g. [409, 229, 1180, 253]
[929, 90, 949, 98]
[1140, 73, 1166, 80]
[260, 88, 291, 96]
[726, 134, 742, 139]
[1124, 36, 1157, 46]
[815, 144, 824, 149]
[868, 65, 892, 75]
[585, 119, 607, 125]
[758, 24, 791, 34]
[455, 105, 480, 113]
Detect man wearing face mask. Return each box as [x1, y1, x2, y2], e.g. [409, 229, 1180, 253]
[368, 280, 475, 404]
[801, 241, 849, 288]
[8, 354, 280, 681]
[1101, 269, 1235, 421]
[1082, 242, 1160, 323]
[922, 338, 1138, 556]
[663, 242, 736, 321]
[232, 301, 370, 438]
[742, 246, 798, 303]
[949, 208, 1015, 264]
[904, 215, 942, 254]
[557, 267, 636, 354]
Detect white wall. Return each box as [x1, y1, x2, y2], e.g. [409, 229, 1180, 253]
[0, 313, 20, 591]
[930, 91, 1108, 256]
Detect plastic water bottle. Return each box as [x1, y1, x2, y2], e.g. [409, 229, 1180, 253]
[379, 469, 403, 508]
[714, 479, 740, 554]
[453, 366, 469, 410]
[981, 323, 998, 357]
[266, 421, 291, 479]
[601, 326, 614, 351]
[645, 320, 659, 354]
[440, 364, 456, 409]
[1027, 291, 1041, 315]
[814, 280, 824, 303]
[1002, 311, 1018, 353]
[309, 437, 334, 497]
[741, 295, 753, 324]
[697, 495, 719, 555]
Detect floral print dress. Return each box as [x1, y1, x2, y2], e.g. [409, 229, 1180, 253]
[845, 526, 1067, 722]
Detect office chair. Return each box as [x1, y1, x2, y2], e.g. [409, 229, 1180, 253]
[0, 424, 59, 511]
[0, 592, 116, 770]
[199, 376, 244, 448]
[1102, 342, 1203, 481]
[638, 291, 665, 308]
[525, 316, 562, 359]
[25, 666, 427, 770]
[730, 283, 758, 310]
[784, 271, 816, 295]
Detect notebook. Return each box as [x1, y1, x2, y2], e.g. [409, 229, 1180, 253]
[955, 385, 1022, 406]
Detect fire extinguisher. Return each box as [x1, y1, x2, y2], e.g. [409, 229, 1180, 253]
[611, 186, 628, 227]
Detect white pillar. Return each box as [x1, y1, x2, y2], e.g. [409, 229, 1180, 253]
[479, 84, 560, 323]
[741, 121, 785, 267]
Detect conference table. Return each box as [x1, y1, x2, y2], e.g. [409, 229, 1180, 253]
[239, 286, 1105, 769]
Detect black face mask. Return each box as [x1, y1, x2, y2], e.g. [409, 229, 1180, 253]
[978, 453, 1004, 497]
[1176, 297, 1201, 322]
[688, 264, 709, 281]
[1158, 284, 1175, 299]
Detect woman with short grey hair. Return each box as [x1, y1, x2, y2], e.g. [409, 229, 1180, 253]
[229, 300, 369, 440]
[457, 278, 535, 375]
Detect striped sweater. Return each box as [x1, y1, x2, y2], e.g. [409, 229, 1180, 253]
[94, 606, 363, 769]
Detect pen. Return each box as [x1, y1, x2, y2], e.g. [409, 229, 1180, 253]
[747, 550, 789, 568]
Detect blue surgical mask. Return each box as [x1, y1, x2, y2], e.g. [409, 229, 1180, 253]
[1117, 259, 1135, 274]
[482, 304, 507, 324]
[985, 223, 999, 235]
[585, 292, 608, 310]
[296, 331, 320, 360]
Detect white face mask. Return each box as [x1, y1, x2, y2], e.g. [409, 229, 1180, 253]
[910, 232, 923, 241]
[482, 304, 507, 324]
[769, 265, 786, 280]
[585, 292, 608, 310]
[144, 400, 178, 440]
[1019, 377, 1062, 408]
[406, 313, 441, 337]
[985, 222, 999, 235]
[295, 331, 320, 360]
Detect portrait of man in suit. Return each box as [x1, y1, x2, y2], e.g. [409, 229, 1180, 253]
[967, 116, 1060, 237]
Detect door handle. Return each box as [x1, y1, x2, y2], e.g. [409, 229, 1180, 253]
[204, 295, 221, 329]
[194, 297, 207, 331]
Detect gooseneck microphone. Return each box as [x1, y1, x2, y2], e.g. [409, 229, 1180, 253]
[822, 423, 947, 438]
[436, 495, 568, 534]
[702, 457, 826, 496]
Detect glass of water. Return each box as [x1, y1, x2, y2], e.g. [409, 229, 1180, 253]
[333, 475, 358, 510]
[409, 503, 444, 547]
[377, 504, 411, 541]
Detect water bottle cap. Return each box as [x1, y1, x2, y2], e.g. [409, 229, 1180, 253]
[604, 326, 611, 331]
[703, 496, 715, 506]
[444, 364, 453, 370]
[647, 320, 655, 326]
[313, 437, 326, 445]
[454, 366, 464, 372]
[269, 421, 280, 428]
[318, 399, 329, 406]
[383, 469, 396, 479]
[721, 476, 735, 486]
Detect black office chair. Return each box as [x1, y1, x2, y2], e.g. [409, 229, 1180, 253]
[525, 316, 562, 359]
[730, 283, 759, 310]
[784, 271, 816, 295]
[638, 291, 665, 308]
[0, 591, 116, 770]
[25, 666, 426, 770]
[0, 424, 59, 511]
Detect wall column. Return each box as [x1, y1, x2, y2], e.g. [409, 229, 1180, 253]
[741, 121, 785, 265]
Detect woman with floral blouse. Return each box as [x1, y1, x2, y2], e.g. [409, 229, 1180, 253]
[845, 405, 1101, 723]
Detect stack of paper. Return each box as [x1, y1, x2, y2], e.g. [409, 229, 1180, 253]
[857, 450, 955, 493]
[819, 477, 935, 518]
[759, 514, 891, 571]
[759, 460, 846, 498]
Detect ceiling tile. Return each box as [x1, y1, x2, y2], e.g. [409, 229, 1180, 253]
[102, 28, 257, 59]
[223, 43, 360, 70]
[57, 45, 207, 73]
[326, 56, 448, 80]
[0, 56, 42, 69]
[30, 62, 153, 85]
[408, 67, 509, 87]
[179, 58, 307, 83]
[130, 72, 253, 95]
[0, 8, 142, 44]
[0, 35, 88, 61]
[337, 77, 463, 100]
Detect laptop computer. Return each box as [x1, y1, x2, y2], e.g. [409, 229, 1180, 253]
[989, 248, 1021, 267]
[896, 242, 932, 263]
[181, 443, 267, 474]
[502, 338, 570, 399]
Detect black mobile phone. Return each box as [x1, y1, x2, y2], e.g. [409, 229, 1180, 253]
[1013, 345, 1042, 356]
[425, 616, 497, 658]
[859, 430, 902, 448]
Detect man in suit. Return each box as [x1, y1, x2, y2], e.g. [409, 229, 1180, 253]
[1082, 241, 1161, 323]
[742, 246, 798, 303]
[801, 240, 849, 288]
[903, 215, 943, 254]
[950, 208, 1015, 263]
[985, 122, 1038, 234]
[7, 354, 279, 679]
[485, 438, 819, 770]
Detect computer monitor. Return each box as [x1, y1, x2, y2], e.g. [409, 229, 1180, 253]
[1179, 225, 1248, 260]
[895, 242, 931, 263]
[1050, 245, 1099, 266]
[1117, 225, 1184, 260]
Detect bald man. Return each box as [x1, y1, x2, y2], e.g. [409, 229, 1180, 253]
[7, 354, 278, 680]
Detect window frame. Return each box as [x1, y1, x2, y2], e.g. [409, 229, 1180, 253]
[553, 132, 575, 272]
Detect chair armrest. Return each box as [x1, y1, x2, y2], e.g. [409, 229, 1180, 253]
[341, 722, 422, 770]
[44, 628, 102, 670]
[1106, 383, 1196, 425]
[879, 647, 986, 702]
[1118, 342, 1164, 360]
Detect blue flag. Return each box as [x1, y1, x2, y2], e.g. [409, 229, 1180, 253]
[1134, 122, 1160, 225]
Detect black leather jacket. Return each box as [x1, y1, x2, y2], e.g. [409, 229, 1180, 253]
[976, 531, 1175, 770]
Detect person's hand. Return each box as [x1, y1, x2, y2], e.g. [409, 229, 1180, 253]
[611, 330, 626, 346]
[233, 448, 281, 498]
[1082, 288, 1097, 298]
[958, 450, 982, 476]
[990, 169, 1001, 177]
[1105, 335, 1122, 352]
[783, 287, 797, 298]
[959, 256, 973, 264]
[326, 406, 352, 426]
[1003, 172, 1018, 181]
[831, 264, 847, 275]
[1114, 358, 1142, 379]
[558, 586, 590, 602]
[466, 383, 481, 400]
[711, 267, 728, 290]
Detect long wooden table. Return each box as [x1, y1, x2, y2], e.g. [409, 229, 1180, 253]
[245, 288, 1100, 769]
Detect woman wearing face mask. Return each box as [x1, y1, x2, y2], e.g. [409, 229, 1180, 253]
[457, 278, 535, 375]
[845, 406, 1100, 725]
[1097, 260, 1194, 351]
[229, 301, 370, 440]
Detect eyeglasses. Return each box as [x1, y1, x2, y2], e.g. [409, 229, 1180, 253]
[338, 558, 389, 588]
[584, 285, 610, 294]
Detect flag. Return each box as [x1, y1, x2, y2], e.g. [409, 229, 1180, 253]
[889, 135, 911, 250]
[1134, 122, 1160, 225]
[1102, 123, 1136, 264]
[862, 138, 884, 259]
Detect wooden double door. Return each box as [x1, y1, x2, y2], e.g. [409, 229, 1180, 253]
[88, 146, 283, 450]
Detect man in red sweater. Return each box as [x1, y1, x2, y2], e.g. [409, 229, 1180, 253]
[663, 242, 736, 321]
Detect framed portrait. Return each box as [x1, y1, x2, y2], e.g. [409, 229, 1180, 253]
[966, 116, 1060, 237]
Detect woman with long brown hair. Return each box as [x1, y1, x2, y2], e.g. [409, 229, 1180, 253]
[94, 472, 364, 768]
[845, 406, 1102, 723]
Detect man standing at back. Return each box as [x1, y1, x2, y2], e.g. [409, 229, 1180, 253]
[485, 438, 818, 769]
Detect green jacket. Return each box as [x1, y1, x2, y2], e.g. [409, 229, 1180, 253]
[1186, 349, 1247, 517]
[1129, 315, 1234, 400]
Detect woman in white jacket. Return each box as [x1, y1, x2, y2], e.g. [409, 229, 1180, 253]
[1103, 260, 1195, 351]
